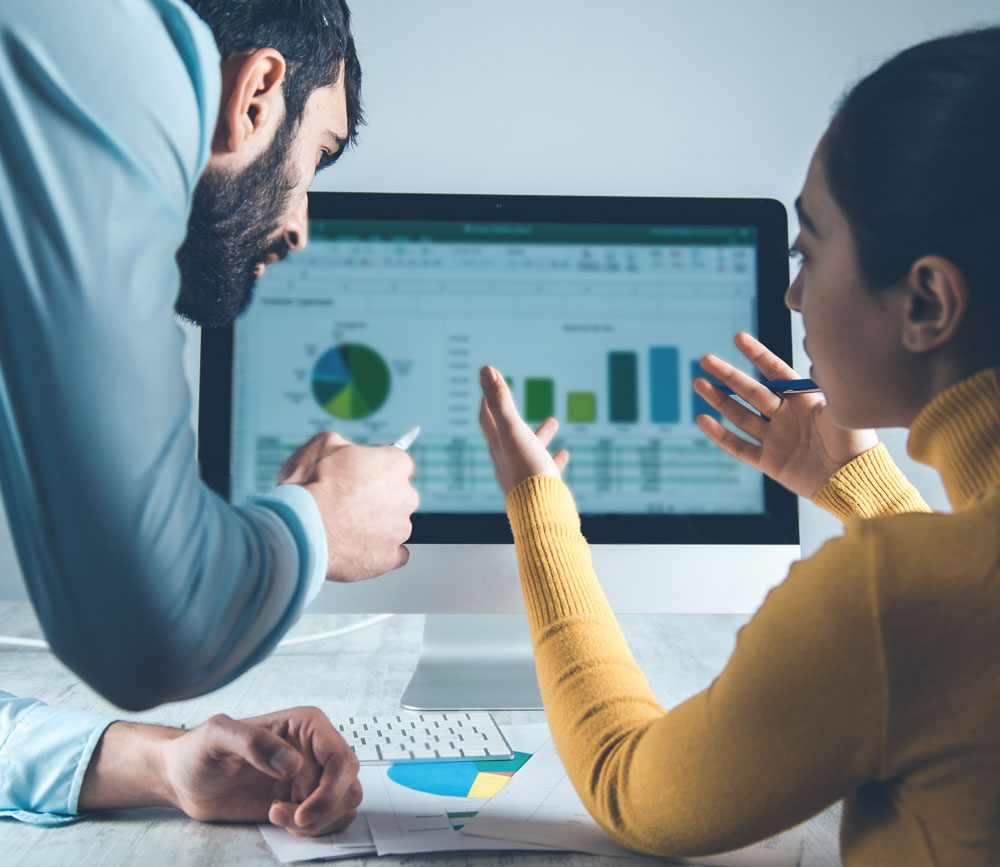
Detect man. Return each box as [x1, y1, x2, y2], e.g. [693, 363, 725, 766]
[0, 0, 417, 707]
[0, 0, 412, 831]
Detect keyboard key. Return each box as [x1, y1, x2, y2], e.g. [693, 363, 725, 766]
[353, 744, 379, 762]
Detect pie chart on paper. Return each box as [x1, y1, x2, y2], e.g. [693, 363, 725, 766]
[311, 343, 391, 420]
[386, 752, 531, 799]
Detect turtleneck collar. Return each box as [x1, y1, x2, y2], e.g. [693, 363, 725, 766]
[907, 367, 1000, 511]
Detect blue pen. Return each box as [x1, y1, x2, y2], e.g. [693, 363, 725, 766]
[720, 378, 821, 396]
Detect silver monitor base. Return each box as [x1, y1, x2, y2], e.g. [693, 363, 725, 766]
[401, 613, 543, 710]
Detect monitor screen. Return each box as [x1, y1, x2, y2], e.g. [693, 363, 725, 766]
[199, 193, 796, 546]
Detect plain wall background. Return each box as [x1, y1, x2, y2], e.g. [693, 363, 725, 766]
[1, 0, 996, 600]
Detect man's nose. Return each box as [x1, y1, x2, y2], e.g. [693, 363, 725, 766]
[283, 194, 309, 252]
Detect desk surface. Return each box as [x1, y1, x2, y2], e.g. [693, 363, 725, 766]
[0, 602, 841, 867]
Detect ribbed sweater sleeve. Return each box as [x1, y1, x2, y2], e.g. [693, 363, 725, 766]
[811, 443, 930, 520]
[506, 475, 884, 859]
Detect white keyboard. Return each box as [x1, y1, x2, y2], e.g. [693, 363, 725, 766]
[333, 711, 514, 764]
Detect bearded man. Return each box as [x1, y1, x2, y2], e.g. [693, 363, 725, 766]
[0, 0, 415, 831]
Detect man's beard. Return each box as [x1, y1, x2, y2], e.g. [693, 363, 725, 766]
[174, 117, 299, 328]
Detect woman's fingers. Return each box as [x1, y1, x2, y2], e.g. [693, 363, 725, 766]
[696, 414, 763, 468]
[693, 373, 771, 442]
[534, 417, 559, 447]
[479, 366, 521, 435]
[734, 332, 800, 381]
[478, 396, 499, 447]
[699, 353, 784, 420]
[553, 449, 570, 472]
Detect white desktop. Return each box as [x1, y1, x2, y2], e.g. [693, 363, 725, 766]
[198, 192, 799, 710]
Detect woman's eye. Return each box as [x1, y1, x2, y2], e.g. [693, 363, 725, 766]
[788, 245, 806, 264]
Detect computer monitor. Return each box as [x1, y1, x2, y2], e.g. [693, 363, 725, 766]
[199, 192, 798, 710]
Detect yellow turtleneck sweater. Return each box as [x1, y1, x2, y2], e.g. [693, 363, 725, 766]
[505, 368, 1000, 866]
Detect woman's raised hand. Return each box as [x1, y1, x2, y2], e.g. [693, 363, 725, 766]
[479, 365, 569, 496]
[694, 332, 877, 499]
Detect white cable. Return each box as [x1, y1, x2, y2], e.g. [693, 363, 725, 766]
[0, 636, 48, 648]
[0, 613, 395, 651]
[276, 613, 394, 646]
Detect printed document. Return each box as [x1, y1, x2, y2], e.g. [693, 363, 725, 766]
[461, 737, 803, 866]
[259, 812, 376, 863]
[361, 722, 559, 855]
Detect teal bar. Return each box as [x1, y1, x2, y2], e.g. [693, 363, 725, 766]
[609, 352, 638, 423]
[650, 347, 680, 423]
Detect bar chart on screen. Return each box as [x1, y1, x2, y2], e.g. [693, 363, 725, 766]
[231, 226, 762, 515]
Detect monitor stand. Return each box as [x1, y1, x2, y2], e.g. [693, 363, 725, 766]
[400, 613, 543, 710]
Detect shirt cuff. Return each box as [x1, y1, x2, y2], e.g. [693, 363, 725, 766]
[0, 697, 115, 824]
[251, 484, 328, 606]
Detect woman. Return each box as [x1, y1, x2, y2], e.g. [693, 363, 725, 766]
[478, 27, 1000, 866]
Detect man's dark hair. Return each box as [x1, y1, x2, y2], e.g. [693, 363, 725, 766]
[823, 27, 1000, 333]
[184, 0, 363, 140]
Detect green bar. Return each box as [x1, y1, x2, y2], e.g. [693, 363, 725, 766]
[567, 391, 597, 423]
[524, 378, 555, 422]
[609, 352, 639, 423]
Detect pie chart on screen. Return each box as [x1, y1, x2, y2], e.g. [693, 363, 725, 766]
[311, 343, 391, 419]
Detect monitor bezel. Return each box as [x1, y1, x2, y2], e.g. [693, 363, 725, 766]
[199, 192, 796, 546]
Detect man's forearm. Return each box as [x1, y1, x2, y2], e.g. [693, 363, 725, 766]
[78, 722, 183, 812]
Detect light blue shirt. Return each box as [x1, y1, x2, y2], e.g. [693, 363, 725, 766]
[0, 692, 115, 825]
[0, 0, 327, 728]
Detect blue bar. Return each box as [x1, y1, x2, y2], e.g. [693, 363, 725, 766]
[649, 347, 680, 423]
[691, 360, 722, 422]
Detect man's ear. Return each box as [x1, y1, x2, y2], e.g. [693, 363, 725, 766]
[214, 48, 287, 155]
[900, 255, 970, 354]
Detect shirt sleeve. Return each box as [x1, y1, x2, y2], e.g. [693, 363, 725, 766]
[253, 484, 329, 607]
[507, 475, 886, 859]
[0, 691, 115, 825]
[0, 0, 322, 711]
[812, 443, 930, 520]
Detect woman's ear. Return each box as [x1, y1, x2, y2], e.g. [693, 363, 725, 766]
[214, 48, 287, 155]
[900, 255, 969, 354]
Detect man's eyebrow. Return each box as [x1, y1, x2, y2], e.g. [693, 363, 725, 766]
[794, 196, 819, 237]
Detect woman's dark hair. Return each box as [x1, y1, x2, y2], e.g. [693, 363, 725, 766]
[183, 0, 363, 143]
[823, 27, 1000, 325]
